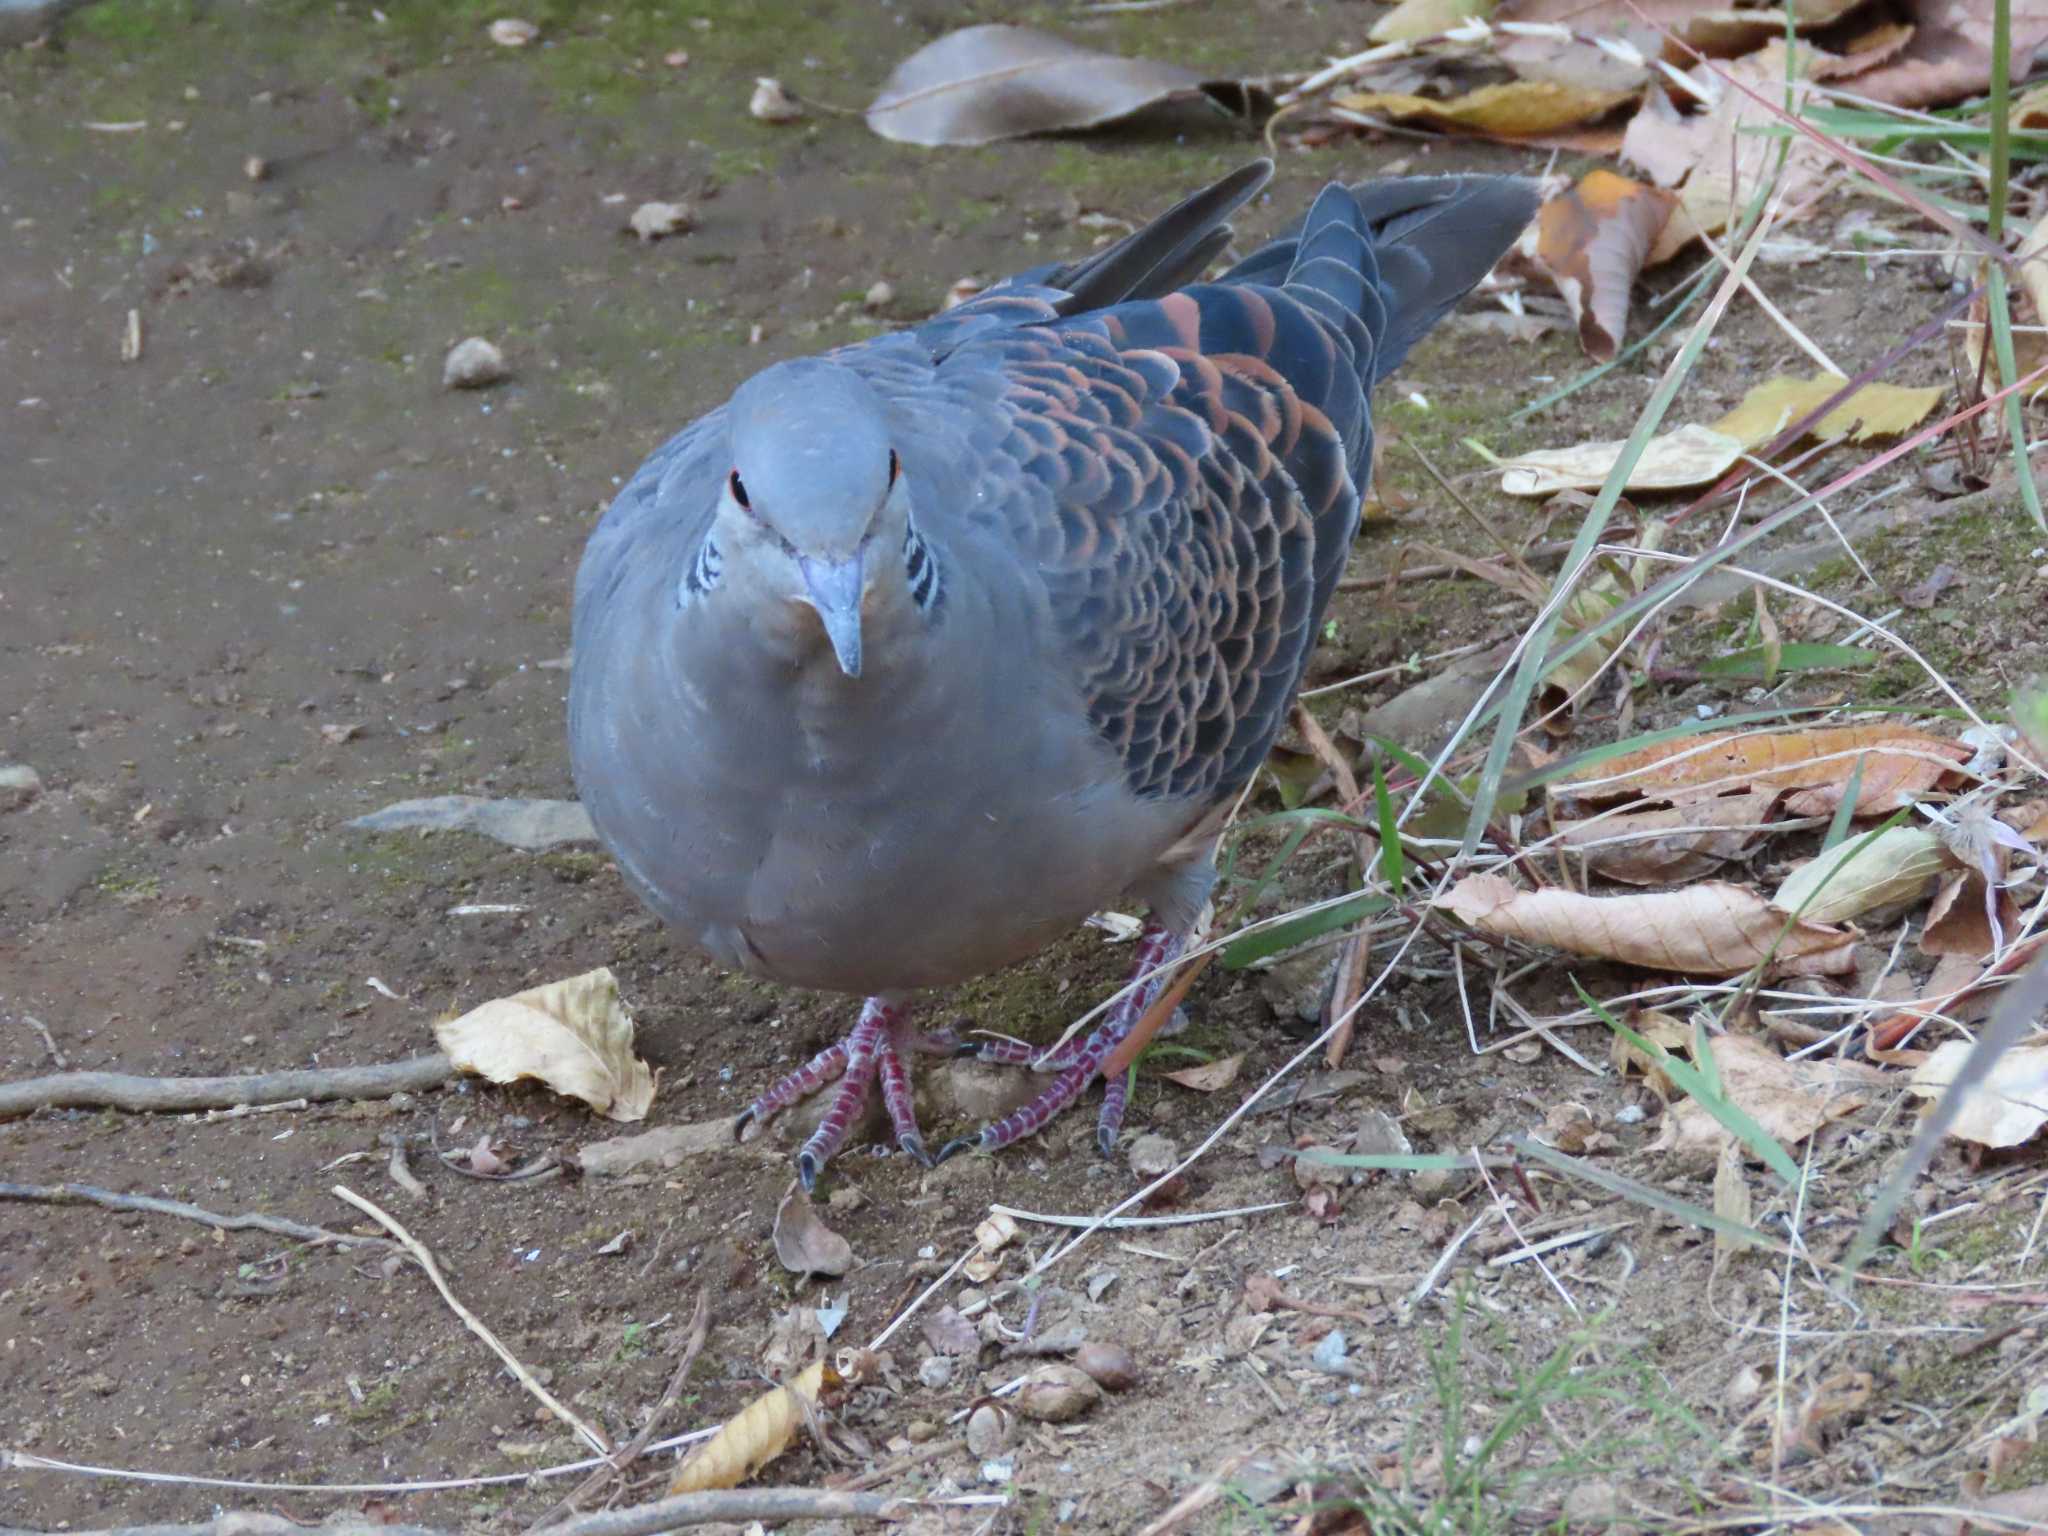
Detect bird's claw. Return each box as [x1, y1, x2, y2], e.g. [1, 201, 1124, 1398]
[797, 1148, 824, 1195]
[732, 1105, 759, 1141]
[933, 1134, 984, 1166]
[899, 1132, 932, 1168]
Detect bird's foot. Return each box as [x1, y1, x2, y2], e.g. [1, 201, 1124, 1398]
[936, 923, 1186, 1165]
[733, 997, 949, 1191]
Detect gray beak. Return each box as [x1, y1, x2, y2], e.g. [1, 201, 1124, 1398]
[798, 552, 865, 679]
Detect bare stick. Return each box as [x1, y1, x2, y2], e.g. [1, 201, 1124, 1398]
[0, 1182, 404, 1258]
[0, 1488, 905, 1536]
[528, 1290, 712, 1530]
[329, 1184, 612, 1456]
[0, 1054, 452, 1117]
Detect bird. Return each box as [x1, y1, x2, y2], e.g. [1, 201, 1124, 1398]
[568, 160, 1540, 1190]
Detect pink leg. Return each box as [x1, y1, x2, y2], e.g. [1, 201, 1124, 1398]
[733, 997, 947, 1191]
[938, 923, 1185, 1164]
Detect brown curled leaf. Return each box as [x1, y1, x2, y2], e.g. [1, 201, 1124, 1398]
[1528, 170, 1676, 362]
[1551, 787, 1777, 885]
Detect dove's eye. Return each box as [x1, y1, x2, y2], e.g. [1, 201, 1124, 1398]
[728, 469, 750, 509]
[887, 449, 899, 487]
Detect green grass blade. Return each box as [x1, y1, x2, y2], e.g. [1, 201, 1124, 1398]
[1371, 756, 1406, 891]
[1697, 642, 1881, 679]
[1218, 890, 1391, 969]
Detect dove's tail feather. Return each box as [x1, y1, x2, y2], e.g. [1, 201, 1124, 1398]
[1228, 174, 1543, 384]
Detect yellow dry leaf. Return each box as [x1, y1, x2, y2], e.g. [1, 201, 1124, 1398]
[1335, 80, 1636, 139]
[1714, 372, 1946, 448]
[1438, 874, 1856, 977]
[1908, 1039, 2048, 1148]
[670, 1360, 834, 1493]
[1497, 422, 1743, 496]
[434, 967, 655, 1121]
[1369, 0, 1491, 41]
[1552, 723, 1971, 811]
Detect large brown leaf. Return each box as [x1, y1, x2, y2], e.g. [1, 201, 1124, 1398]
[867, 25, 1242, 146]
[1849, 0, 2048, 106]
[1622, 41, 1840, 262]
[1492, 0, 1870, 92]
[1552, 723, 1971, 812]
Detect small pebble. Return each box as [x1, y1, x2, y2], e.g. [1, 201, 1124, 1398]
[488, 17, 537, 46]
[965, 1403, 1012, 1458]
[443, 336, 508, 390]
[749, 77, 804, 122]
[917, 1355, 952, 1389]
[628, 201, 693, 242]
[863, 280, 895, 312]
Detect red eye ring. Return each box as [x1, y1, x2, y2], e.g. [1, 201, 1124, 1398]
[728, 469, 750, 508]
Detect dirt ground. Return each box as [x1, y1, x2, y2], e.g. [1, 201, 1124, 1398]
[5, 1, 2048, 1532]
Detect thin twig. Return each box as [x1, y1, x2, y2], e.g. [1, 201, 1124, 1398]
[992, 1199, 1289, 1230]
[329, 1183, 612, 1455]
[528, 1290, 713, 1530]
[0, 1488, 907, 1536]
[0, 1181, 405, 1258]
[831, 1436, 969, 1492]
[0, 1054, 452, 1117]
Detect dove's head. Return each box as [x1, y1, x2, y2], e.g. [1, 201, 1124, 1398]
[706, 358, 918, 680]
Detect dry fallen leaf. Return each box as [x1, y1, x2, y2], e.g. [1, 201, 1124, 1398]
[1526, 169, 1677, 361]
[1163, 1052, 1245, 1092]
[1920, 868, 2017, 958]
[1498, 422, 1743, 496]
[1440, 874, 1856, 977]
[1652, 1033, 1879, 1164]
[1491, 0, 1868, 92]
[1553, 723, 1971, 812]
[669, 1359, 835, 1493]
[1962, 217, 2048, 395]
[1370, 0, 1490, 41]
[1713, 1141, 1755, 1263]
[1552, 789, 1777, 885]
[771, 1181, 856, 1278]
[435, 967, 655, 1121]
[866, 24, 1239, 147]
[1714, 372, 1946, 447]
[1908, 1040, 2048, 1148]
[1335, 80, 1637, 141]
[1849, 0, 2048, 105]
[1770, 825, 1949, 923]
[921, 1305, 980, 1357]
[1611, 1008, 1688, 1097]
[1622, 42, 1841, 263]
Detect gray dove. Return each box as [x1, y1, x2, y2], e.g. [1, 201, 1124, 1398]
[569, 161, 1539, 1188]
